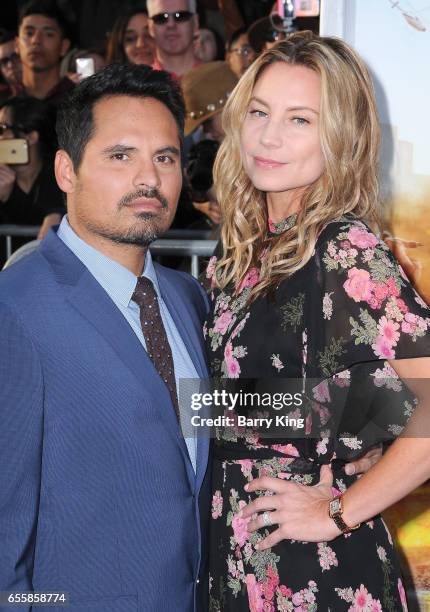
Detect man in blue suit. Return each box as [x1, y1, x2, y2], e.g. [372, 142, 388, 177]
[0, 64, 210, 611]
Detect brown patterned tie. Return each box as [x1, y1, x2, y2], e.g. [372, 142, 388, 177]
[132, 276, 179, 418]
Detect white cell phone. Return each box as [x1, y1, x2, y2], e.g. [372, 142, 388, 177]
[0, 139, 29, 165]
[76, 57, 95, 79]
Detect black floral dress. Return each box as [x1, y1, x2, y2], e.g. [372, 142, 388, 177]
[203, 215, 430, 611]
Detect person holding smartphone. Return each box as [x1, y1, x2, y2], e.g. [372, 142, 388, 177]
[0, 96, 65, 261]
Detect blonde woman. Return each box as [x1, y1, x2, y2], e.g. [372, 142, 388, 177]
[204, 32, 430, 610]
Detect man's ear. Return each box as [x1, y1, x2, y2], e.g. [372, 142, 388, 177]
[60, 37, 71, 58]
[55, 149, 76, 193]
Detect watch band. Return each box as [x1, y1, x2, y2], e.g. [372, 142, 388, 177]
[329, 495, 361, 534]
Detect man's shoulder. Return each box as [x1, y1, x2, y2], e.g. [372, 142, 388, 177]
[0, 247, 58, 308]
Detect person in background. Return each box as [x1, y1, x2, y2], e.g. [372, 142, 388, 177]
[0, 29, 23, 103]
[225, 26, 256, 79]
[16, 0, 74, 106]
[61, 46, 107, 83]
[248, 14, 287, 55]
[0, 96, 65, 261]
[181, 61, 238, 228]
[194, 27, 224, 63]
[147, 0, 201, 81]
[106, 6, 155, 66]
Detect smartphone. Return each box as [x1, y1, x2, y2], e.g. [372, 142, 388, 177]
[76, 57, 95, 80]
[0, 138, 29, 165]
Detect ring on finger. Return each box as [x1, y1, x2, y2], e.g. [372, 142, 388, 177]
[261, 511, 272, 527]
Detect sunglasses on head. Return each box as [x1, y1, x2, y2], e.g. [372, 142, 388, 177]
[0, 52, 20, 69]
[151, 10, 194, 25]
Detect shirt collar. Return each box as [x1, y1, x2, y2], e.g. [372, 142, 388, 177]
[56, 216, 161, 307]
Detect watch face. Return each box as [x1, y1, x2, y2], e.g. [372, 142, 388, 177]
[330, 497, 341, 515]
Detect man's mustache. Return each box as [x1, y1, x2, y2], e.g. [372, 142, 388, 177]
[118, 187, 168, 209]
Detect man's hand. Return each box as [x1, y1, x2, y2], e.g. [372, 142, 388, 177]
[0, 163, 16, 202]
[344, 444, 383, 476]
[240, 464, 341, 547]
[37, 213, 62, 239]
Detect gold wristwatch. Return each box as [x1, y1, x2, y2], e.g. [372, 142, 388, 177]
[329, 495, 361, 534]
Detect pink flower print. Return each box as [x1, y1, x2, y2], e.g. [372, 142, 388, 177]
[373, 282, 389, 303]
[386, 277, 400, 297]
[211, 490, 223, 519]
[368, 297, 382, 310]
[343, 268, 374, 302]
[268, 219, 276, 234]
[352, 584, 372, 610]
[396, 298, 408, 313]
[372, 335, 395, 359]
[348, 226, 379, 249]
[206, 255, 217, 279]
[317, 542, 338, 571]
[340, 240, 351, 250]
[232, 500, 250, 547]
[224, 341, 233, 360]
[261, 566, 279, 602]
[271, 443, 300, 457]
[237, 267, 260, 292]
[313, 380, 331, 403]
[262, 602, 275, 612]
[214, 310, 233, 335]
[377, 316, 400, 346]
[398, 578, 408, 611]
[370, 600, 383, 612]
[401, 321, 414, 334]
[226, 356, 241, 378]
[246, 574, 265, 612]
[237, 459, 254, 478]
[401, 312, 418, 335]
[271, 353, 284, 372]
[278, 585, 293, 599]
[292, 591, 304, 606]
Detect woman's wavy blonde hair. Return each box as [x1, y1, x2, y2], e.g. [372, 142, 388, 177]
[212, 31, 381, 298]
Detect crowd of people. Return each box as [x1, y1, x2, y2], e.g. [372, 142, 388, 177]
[0, 0, 302, 264]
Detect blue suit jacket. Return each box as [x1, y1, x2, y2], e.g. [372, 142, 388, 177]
[0, 230, 211, 612]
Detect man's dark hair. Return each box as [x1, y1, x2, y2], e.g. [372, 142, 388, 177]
[19, 0, 73, 41]
[0, 28, 17, 46]
[226, 26, 248, 51]
[0, 96, 57, 161]
[56, 63, 185, 170]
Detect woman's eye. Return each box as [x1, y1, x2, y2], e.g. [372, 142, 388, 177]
[124, 35, 137, 45]
[249, 109, 267, 118]
[110, 153, 129, 161]
[292, 117, 310, 126]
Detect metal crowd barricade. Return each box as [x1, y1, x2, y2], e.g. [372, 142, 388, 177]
[0, 225, 217, 278]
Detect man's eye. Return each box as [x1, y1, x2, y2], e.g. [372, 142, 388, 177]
[156, 155, 174, 164]
[110, 153, 129, 161]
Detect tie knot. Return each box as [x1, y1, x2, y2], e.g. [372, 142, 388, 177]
[132, 276, 157, 307]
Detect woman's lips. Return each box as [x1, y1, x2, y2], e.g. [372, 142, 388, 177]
[253, 156, 285, 169]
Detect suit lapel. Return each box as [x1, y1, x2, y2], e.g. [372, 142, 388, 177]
[40, 231, 195, 487]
